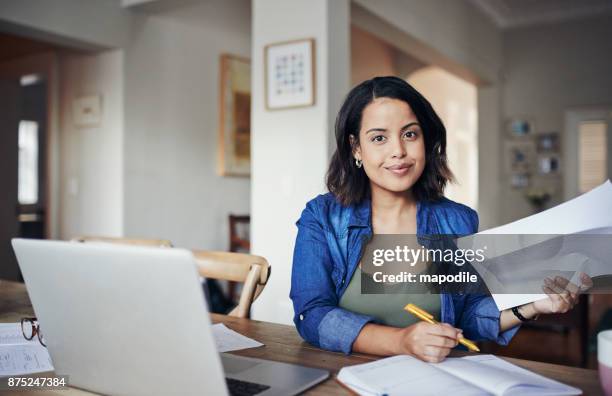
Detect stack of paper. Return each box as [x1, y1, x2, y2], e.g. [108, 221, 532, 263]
[337, 354, 580, 396]
[467, 180, 612, 310]
[0, 323, 54, 377]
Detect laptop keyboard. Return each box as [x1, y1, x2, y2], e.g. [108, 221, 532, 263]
[225, 378, 271, 396]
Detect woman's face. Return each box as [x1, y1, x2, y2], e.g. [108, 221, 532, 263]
[352, 97, 426, 195]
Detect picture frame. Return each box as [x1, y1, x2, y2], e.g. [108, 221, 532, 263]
[506, 117, 535, 138]
[537, 154, 561, 175]
[218, 54, 251, 177]
[73, 95, 102, 127]
[264, 38, 315, 110]
[536, 132, 560, 153]
[504, 140, 536, 174]
[510, 172, 530, 189]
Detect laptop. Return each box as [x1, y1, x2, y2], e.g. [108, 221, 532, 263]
[12, 239, 329, 396]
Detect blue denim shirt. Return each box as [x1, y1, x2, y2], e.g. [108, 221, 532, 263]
[290, 193, 519, 354]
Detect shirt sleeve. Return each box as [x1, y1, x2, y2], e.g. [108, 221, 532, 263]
[289, 201, 374, 354]
[457, 294, 520, 345]
[458, 209, 520, 345]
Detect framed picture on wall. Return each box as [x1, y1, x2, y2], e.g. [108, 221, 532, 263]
[504, 140, 536, 173]
[536, 132, 560, 152]
[73, 95, 102, 127]
[218, 54, 251, 177]
[510, 172, 530, 189]
[506, 117, 535, 138]
[264, 38, 315, 110]
[538, 154, 561, 175]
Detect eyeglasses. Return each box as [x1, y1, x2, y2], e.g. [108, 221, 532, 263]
[21, 317, 46, 347]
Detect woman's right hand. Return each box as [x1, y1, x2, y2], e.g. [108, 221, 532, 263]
[396, 322, 462, 363]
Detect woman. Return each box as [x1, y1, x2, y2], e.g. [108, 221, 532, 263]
[290, 76, 591, 363]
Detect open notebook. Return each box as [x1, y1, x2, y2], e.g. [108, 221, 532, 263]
[337, 354, 580, 396]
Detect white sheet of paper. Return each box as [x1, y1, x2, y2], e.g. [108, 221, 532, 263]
[0, 323, 54, 377]
[477, 180, 612, 310]
[0, 344, 54, 377]
[212, 323, 263, 352]
[482, 180, 612, 235]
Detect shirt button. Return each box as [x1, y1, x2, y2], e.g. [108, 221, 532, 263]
[299, 314, 304, 320]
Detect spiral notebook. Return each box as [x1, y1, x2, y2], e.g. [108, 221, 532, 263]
[337, 354, 580, 396]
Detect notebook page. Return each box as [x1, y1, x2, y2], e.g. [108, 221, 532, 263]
[461, 355, 580, 396]
[338, 355, 489, 396]
[435, 355, 580, 396]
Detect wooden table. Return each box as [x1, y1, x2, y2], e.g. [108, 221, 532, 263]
[0, 280, 604, 395]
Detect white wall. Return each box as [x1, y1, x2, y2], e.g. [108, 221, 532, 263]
[123, 0, 251, 249]
[250, 0, 350, 324]
[58, 50, 124, 239]
[500, 14, 612, 224]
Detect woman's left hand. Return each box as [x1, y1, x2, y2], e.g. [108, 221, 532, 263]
[532, 272, 593, 315]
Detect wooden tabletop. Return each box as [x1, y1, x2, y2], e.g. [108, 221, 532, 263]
[0, 279, 604, 395]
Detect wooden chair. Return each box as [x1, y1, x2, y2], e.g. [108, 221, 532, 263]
[192, 250, 270, 318]
[229, 215, 251, 252]
[71, 236, 173, 248]
[228, 215, 251, 302]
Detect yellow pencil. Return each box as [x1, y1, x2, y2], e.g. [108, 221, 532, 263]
[404, 303, 480, 352]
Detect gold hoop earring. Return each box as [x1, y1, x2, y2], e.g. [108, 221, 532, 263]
[355, 158, 362, 168]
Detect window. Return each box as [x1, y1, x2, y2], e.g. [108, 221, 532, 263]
[18, 120, 39, 205]
[578, 121, 608, 193]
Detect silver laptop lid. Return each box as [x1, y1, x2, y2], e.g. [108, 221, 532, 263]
[12, 238, 228, 396]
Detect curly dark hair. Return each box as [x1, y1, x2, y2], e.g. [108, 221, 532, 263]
[326, 76, 453, 206]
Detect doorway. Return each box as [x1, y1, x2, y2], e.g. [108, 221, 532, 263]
[17, 76, 48, 240]
[0, 33, 59, 281]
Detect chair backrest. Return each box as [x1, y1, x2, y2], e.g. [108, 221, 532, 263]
[71, 237, 268, 318]
[192, 250, 270, 318]
[71, 236, 173, 248]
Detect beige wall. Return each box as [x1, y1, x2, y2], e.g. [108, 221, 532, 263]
[408, 66, 478, 210]
[351, 26, 396, 87]
[500, 14, 612, 224]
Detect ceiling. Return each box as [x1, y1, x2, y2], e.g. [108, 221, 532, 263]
[470, 0, 612, 29]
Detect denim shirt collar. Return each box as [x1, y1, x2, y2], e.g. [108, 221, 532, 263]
[346, 197, 441, 239]
[347, 198, 371, 229]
